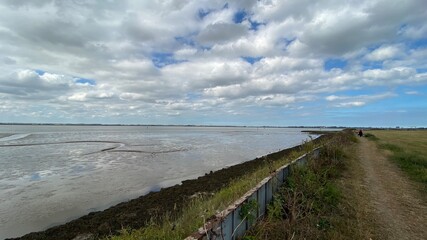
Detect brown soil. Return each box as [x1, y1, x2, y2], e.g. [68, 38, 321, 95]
[9, 135, 330, 240]
[357, 137, 427, 240]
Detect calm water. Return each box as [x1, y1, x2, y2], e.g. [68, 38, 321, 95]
[0, 125, 326, 239]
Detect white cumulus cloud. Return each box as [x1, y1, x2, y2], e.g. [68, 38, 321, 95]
[0, 0, 426, 125]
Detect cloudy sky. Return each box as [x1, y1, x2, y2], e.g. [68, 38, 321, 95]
[0, 0, 426, 127]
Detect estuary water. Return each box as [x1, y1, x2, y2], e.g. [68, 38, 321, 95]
[0, 125, 326, 239]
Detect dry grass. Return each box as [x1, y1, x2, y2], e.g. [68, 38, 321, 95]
[368, 130, 427, 155]
[366, 130, 427, 193]
[333, 143, 382, 240]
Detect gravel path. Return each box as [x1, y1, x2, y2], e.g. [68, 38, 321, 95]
[357, 137, 427, 240]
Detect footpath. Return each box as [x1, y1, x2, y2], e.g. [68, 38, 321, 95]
[357, 137, 427, 240]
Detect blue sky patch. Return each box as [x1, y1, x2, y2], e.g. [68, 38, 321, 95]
[200, 45, 212, 51]
[198, 9, 212, 20]
[362, 61, 383, 70]
[366, 43, 383, 52]
[398, 23, 408, 32]
[408, 38, 427, 49]
[175, 36, 195, 46]
[75, 78, 96, 85]
[34, 69, 46, 76]
[249, 19, 264, 31]
[152, 52, 186, 68]
[186, 92, 202, 101]
[233, 10, 247, 23]
[241, 56, 263, 64]
[368, 94, 419, 110]
[327, 87, 390, 98]
[279, 37, 296, 49]
[324, 58, 347, 71]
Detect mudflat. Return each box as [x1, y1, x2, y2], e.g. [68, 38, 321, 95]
[10, 135, 329, 240]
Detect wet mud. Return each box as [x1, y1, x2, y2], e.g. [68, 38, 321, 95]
[10, 135, 330, 240]
[0, 140, 123, 147]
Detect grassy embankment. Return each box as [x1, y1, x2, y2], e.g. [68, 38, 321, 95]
[107, 135, 328, 240]
[365, 130, 427, 194]
[244, 130, 379, 239]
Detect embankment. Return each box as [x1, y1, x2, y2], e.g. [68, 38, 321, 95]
[11, 134, 331, 240]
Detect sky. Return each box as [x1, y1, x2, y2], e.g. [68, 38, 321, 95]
[0, 0, 426, 127]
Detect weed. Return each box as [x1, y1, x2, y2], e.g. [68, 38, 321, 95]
[267, 197, 284, 220]
[245, 130, 355, 239]
[240, 199, 259, 223]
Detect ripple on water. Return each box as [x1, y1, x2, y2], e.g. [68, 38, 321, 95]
[0, 133, 31, 142]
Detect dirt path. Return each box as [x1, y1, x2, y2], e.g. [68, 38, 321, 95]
[357, 137, 427, 240]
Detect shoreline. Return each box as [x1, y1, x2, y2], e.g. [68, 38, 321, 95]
[10, 134, 330, 240]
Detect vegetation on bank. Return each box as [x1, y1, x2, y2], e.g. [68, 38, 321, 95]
[243, 130, 368, 239]
[124, 129, 424, 240]
[366, 130, 427, 193]
[108, 135, 330, 239]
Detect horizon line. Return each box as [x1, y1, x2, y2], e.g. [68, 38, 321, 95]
[0, 122, 425, 129]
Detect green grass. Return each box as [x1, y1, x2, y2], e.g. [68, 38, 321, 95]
[108, 168, 277, 240]
[364, 133, 379, 141]
[107, 139, 321, 240]
[367, 130, 427, 192]
[243, 130, 364, 239]
[368, 130, 427, 155]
